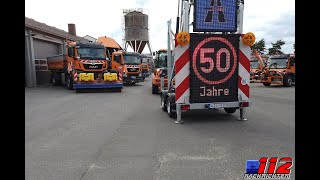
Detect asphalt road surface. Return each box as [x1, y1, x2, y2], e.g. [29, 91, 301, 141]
[25, 77, 295, 180]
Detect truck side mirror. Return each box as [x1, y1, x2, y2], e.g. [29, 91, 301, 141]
[290, 58, 295, 66]
[68, 47, 74, 57]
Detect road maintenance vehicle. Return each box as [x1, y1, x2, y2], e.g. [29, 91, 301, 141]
[250, 49, 265, 82]
[47, 41, 123, 92]
[141, 54, 152, 79]
[261, 53, 295, 87]
[159, 0, 252, 123]
[152, 49, 170, 94]
[110, 51, 144, 85]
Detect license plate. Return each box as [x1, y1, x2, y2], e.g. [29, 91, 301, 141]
[131, 76, 136, 79]
[209, 103, 226, 108]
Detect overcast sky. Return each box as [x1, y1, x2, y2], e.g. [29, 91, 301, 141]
[25, 0, 295, 54]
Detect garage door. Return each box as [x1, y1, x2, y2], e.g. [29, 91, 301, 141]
[33, 39, 62, 84]
[33, 39, 61, 59]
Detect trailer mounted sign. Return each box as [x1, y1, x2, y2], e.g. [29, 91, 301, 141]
[194, 0, 237, 32]
[189, 34, 240, 103]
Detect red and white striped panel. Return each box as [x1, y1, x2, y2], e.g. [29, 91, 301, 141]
[126, 65, 140, 68]
[73, 70, 78, 82]
[174, 43, 190, 104]
[79, 60, 104, 64]
[67, 62, 72, 73]
[238, 34, 251, 100]
[118, 66, 123, 81]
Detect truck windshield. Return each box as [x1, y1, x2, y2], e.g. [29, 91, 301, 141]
[123, 55, 141, 64]
[268, 58, 287, 69]
[77, 48, 105, 60]
[250, 61, 260, 69]
[154, 52, 167, 68]
[142, 57, 149, 63]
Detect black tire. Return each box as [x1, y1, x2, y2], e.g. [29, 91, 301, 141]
[66, 75, 74, 90]
[52, 76, 58, 86]
[166, 97, 176, 118]
[224, 108, 237, 114]
[152, 84, 158, 94]
[263, 82, 271, 86]
[160, 94, 167, 112]
[51, 72, 60, 86]
[283, 75, 293, 87]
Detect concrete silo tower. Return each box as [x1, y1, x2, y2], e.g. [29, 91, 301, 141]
[122, 8, 152, 54]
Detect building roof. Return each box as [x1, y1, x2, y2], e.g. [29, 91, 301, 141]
[25, 17, 88, 42]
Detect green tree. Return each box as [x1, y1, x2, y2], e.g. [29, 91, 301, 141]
[268, 40, 285, 55]
[251, 39, 266, 54]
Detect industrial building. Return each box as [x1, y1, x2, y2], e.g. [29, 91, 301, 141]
[122, 8, 152, 54]
[25, 17, 89, 87]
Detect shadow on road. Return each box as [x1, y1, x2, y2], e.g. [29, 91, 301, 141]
[178, 109, 240, 124]
[251, 83, 295, 88]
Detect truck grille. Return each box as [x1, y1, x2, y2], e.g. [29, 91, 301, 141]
[83, 64, 103, 69]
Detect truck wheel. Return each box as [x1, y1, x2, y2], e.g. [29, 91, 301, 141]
[52, 76, 58, 86]
[224, 108, 237, 114]
[51, 72, 60, 86]
[152, 84, 158, 94]
[283, 75, 293, 87]
[160, 94, 167, 112]
[66, 76, 74, 90]
[263, 82, 271, 86]
[166, 97, 176, 118]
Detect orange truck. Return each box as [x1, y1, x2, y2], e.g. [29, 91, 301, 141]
[97, 36, 143, 84]
[261, 54, 295, 87]
[152, 49, 168, 94]
[250, 50, 265, 82]
[97, 36, 122, 60]
[47, 41, 123, 92]
[140, 54, 152, 79]
[110, 51, 144, 85]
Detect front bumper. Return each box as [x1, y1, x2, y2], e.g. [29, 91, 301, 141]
[74, 82, 123, 89]
[123, 75, 144, 83]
